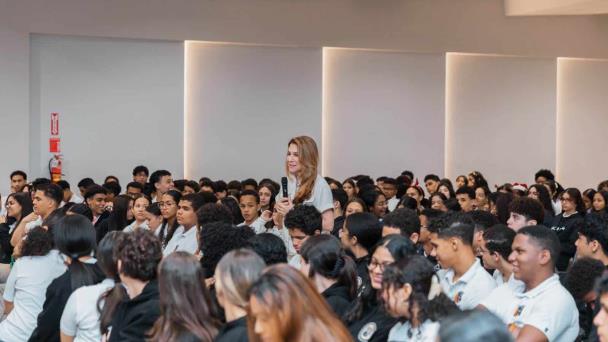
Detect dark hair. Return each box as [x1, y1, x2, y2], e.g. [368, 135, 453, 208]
[439, 310, 512, 342]
[561, 188, 586, 214]
[344, 212, 382, 251]
[598, 180, 608, 192]
[437, 223, 474, 246]
[247, 233, 288, 265]
[146, 202, 161, 216]
[149, 252, 220, 342]
[239, 189, 260, 204]
[579, 213, 608, 255]
[6, 192, 33, 226]
[382, 208, 420, 237]
[54, 215, 99, 289]
[199, 222, 255, 278]
[36, 183, 64, 207]
[376, 234, 417, 261]
[325, 177, 343, 189]
[181, 193, 210, 214]
[466, 210, 499, 233]
[420, 208, 443, 220]
[77, 178, 95, 189]
[424, 174, 440, 183]
[300, 235, 357, 300]
[398, 195, 418, 211]
[56, 180, 70, 190]
[284, 205, 322, 236]
[594, 191, 608, 213]
[343, 178, 356, 191]
[132, 165, 149, 177]
[356, 176, 374, 189]
[241, 178, 258, 189]
[106, 194, 133, 232]
[185, 180, 201, 193]
[197, 203, 233, 228]
[227, 180, 242, 192]
[10, 170, 27, 180]
[401, 170, 415, 180]
[173, 179, 187, 192]
[221, 196, 244, 224]
[467, 171, 488, 188]
[345, 197, 368, 212]
[483, 224, 516, 260]
[42, 208, 66, 234]
[455, 186, 475, 200]
[104, 175, 120, 184]
[565, 257, 605, 301]
[150, 170, 172, 187]
[528, 184, 555, 216]
[495, 192, 515, 224]
[517, 225, 561, 267]
[117, 229, 162, 281]
[595, 274, 608, 297]
[437, 179, 456, 198]
[199, 179, 215, 191]
[535, 169, 555, 182]
[83, 184, 106, 201]
[359, 190, 386, 216]
[20, 226, 54, 257]
[213, 180, 228, 193]
[66, 204, 93, 221]
[508, 197, 545, 224]
[159, 190, 182, 245]
[97, 231, 124, 279]
[126, 181, 144, 192]
[331, 188, 348, 211]
[102, 182, 121, 197]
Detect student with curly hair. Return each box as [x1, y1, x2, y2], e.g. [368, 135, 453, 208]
[284, 204, 322, 269]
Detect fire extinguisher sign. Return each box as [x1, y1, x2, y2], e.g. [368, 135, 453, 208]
[50, 112, 59, 136]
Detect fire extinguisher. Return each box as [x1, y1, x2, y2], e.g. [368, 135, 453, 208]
[49, 154, 63, 183]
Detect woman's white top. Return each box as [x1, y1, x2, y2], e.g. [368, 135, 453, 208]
[277, 174, 333, 214]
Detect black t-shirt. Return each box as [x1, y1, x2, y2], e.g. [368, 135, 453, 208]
[322, 283, 354, 320]
[355, 255, 371, 293]
[348, 304, 398, 342]
[215, 316, 248, 342]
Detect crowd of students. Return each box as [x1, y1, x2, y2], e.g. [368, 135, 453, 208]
[0, 135, 607, 341]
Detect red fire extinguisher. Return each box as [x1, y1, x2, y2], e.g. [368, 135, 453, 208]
[49, 112, 63, 182]
[49, 154, 63, 183]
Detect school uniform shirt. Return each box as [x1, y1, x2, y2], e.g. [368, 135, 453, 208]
[387, 320, 440, 342]
[348, 304, 398, 342]
[552, 199, 562, 216]
[277, 174, 333, 214]
[238, 217, 266, 234]
[0, 250, 67, 342]
[60, 278, 116, 342]
[481, 274, 579, 342]
[550, 212, 584, 271]
[288, 253, 302, 269]
[25, 216, 44, 232]
[28, 259, 105, 342]
[437, 259, 496, 310]
[322, 283, 353, 319]
[107, 280, 160, 342]
[163, 225, 198, 256]
[122, 221, 159, 236]
[238, 220, 297, 261]
[387, 196, 400, 212]
[355, 255, 371, 292]
[332, 215, 345, 237]
[492, 270, 526, 292]
[69, 193, 84, 204]
[214, 316, 248, 342]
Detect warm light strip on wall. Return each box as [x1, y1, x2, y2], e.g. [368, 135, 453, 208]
[321, 47, 329, 176]
[183, 41, 190, 180]
[555, 57, 562, 181]
[444, 53, 454, 179]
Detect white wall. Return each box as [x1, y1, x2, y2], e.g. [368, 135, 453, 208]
[184, 42, 322, 182]
[29, 35, 184, 188]
[557, 58, 608, 190]
[446, 54, 557, 187]
[323, 49, 445, 180]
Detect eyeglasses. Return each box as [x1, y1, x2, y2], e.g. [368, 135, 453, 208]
[561, 197, 573, 203]
[368, 259, 391, 272]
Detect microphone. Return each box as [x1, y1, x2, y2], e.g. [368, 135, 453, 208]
[281, 177, 288, 198]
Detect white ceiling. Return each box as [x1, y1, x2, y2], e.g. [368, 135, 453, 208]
[506, 0, 608, 16]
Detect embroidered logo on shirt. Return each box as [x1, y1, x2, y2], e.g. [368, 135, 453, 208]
[507, 305, 525, 332]
[454, 291, 464, 304]
[358, 322, 377, 341]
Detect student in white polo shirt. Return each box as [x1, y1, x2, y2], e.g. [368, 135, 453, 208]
[163, 193, 204, 256]
[480, 225, 579, 342]
[430, 222, 496, 310]
[479, 224, 525, 291]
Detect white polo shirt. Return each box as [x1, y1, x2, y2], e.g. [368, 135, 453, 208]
[481, 274, 579, 342]
[387, 196, 400, 212]
[276, 174, 333, 214]
[437, 258, 496, 310]
[493, 270, 526, 292]
[388, 320, 439, 342]
[163, 225, 198, 256]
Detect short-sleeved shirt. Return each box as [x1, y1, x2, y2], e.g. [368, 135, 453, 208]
[492, 269, 526, 292]
[481, 274, 579, 342]
[277, 174, 333, 214]
[25, 216, 43, 232]
[60, 278, 115, 342]
[437, 259, 496, 310]
[163, 225, 197, 256]
[0, 250, 67, 342]
[388, 320, 440, 342]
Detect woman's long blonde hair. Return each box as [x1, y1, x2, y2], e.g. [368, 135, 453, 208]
[286, 136, 319, 205]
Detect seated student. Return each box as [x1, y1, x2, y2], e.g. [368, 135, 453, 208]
[300, 235, 357, 319]
[480, 225, 579, 342]
[0, 227, 66, 341]
[382, 256, 459, 342]
[346, 235, 415, 342]
[103, 182, 121, 207]
[506, 197, 545, 232]
[100, 230, 162, 342]
[551, 188, 586, 271]
[163, 193, 205, 256]
[0, 192, 33, 265]
[424, 174, 441, 195]
[149, 252, 221, 341]
[466, 209, 499, 254]
[29, 215, 105, 342]
[237, 189, 267, 233]
[430, 223, 496, 310]
[345, 197, 368, 216]
[57, 180, 83, 204]
[199, 222, 255, 280]
[132, 165, 149, 185]
[11, 183, 62, 243]
[213, 180, 228, 200]
[575, 213, 608, 266]
[593, 275, 608, 341]
[382, 178, 400, 212]
[340, 212, 382, 288]
[247, 233, 288, 265]
[248, 264, 352, 342]
[479, 224, 524, 290]
[381, 208, 420, 245]
[157, 190, 182, 248]
[77, 178, 95, 198]
[123, 194, 151, 233]
[214, 249, 266, 342]
[144, 202, 163, 234]
[565, 258, 605, 341]
[149, 169, 174, 203]
[96, 194, 133, 243]
[60, 231, 123, 342]
[331, 188, 348, 236]
[455, 186, 476, 213]
[284, 204, 322, 269]
[430, 192, 449, 212]
[125, 181, 144, 197]
[360, 190, 388, 220]
[83, 185, 110, 227]
[418, 208, 443, 261]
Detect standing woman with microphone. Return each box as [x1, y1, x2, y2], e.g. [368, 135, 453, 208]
[275, 136, 334, 233]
